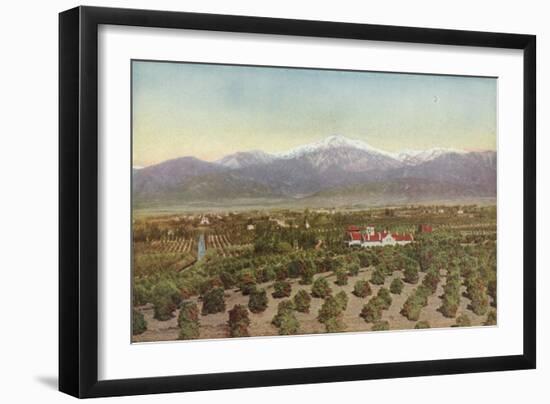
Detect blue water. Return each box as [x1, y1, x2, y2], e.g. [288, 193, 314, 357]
[197, 234, 206, 260]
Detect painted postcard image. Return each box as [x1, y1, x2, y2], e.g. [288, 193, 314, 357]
[131, 60, 497, 342]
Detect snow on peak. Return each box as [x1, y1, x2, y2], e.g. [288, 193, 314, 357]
[214, 135, 469, 168]
[215, 150, 275, 169]
[276, 135, 397, 159]
[397, 147, 467, 164]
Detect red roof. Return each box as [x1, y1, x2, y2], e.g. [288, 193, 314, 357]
[392, 233, 413, 241]
[349, 231, 362, 241]
[347, 225, 361, 232]
[361, 232, 413, 243]
[418, 224, 433, 233]
[362, 232, 389, 242]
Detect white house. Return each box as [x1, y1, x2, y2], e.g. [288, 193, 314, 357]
[361, 231, 413, 247]
[346, 227, 414, 248]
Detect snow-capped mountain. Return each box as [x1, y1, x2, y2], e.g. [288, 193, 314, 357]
[215, 150, 275, 169]
[133, 135, 496, 206]
[271, 135, 401, 173]
[397, 148, 467, 165]
[276, 135, 398, 160]
[213, 135, 470, 171]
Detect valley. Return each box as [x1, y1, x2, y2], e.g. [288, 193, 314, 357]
[132, 204, 497, 341]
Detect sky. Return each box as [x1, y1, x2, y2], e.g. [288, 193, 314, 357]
[132, 60, 497, 167]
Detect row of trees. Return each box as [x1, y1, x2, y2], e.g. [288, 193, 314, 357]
[133, 228, 497, 340]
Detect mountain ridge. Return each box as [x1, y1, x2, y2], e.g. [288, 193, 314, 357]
[133, 135, 496, 207]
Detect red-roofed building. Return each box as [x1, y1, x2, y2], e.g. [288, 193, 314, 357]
[347, 231, 362, 246]
[392, 233, 414, 242]
[346, 227, 414, 248]
[418, 224, 433, 233]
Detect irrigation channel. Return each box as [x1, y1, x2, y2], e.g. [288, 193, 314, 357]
[197, 233, 206, 260]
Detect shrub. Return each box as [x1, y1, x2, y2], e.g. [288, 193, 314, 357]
[468, 278, 489, 316]
[133, 283, 150, 306]
[276, 311, 300, 335]
[318, 296, 343, 324]
[132, 309, 147, 335]
[228, 304, 250, 337]
[179, 321, 200, 340]
[371, 321, 390, 331]
[347, 263, 360, 277]
[485, 310, 497, 326]
[400, 287, 429, 321]
[439, 293, 460, 318]
[275, 241, 293, 253]
[177, 301, 200, 340]
[455, 314, 471, 327]
[201, 287, 226, 315]
[389, 277, 404, 295]
[293, 289, 312, 313]
[415, 285, 431, 306]
[439, 272, 461, 317]
[260, 266, 277, 283]
[179, 286, 194, 300]
[248, 287, 268, 313]
[377, 287, 392, 310]
[238, 270, 256, 295]
[178, 301, 199, 326]
[278, 299, 295, 313]
[287, 260, 303, 279]
[312, 277, 332, 298]
[220, 271, 237, 289]
[379, 261, 393, 276]
[335, 269, 348, 286]
[275, 266, 289, 281]
[334, 268, 348, 286]
[324, 316, 345, 333]
[421, 269, 440, 294]
[299, 263, 316, 285]
[403, 264, 419, 284]
[151, 279, 180, 320]
[415, 321, 430, 329]
[357, 252, 370, 267]
[272, 280, 292, 298]
[353, 280, 372, 298]
[335, 290, 349, 311]
[360, 296, 384, 323]
[370, 268, 385, 285]
[272, 300, 295, 327]
[199, 276, 223, 295]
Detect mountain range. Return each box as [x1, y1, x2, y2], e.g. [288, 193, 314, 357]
[133, 135, 496, 208]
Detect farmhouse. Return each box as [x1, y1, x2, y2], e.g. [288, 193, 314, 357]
[346, 225, 414, 248]
[360, 231, 413, 247]
[348, 231, 362, 246]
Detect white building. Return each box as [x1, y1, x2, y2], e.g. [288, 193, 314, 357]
[346, 228, 414, 248]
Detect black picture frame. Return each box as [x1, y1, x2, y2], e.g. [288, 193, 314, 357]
[59, 5, 536, 398]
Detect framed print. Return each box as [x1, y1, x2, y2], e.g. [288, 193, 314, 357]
[59, 6, 536, 398]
